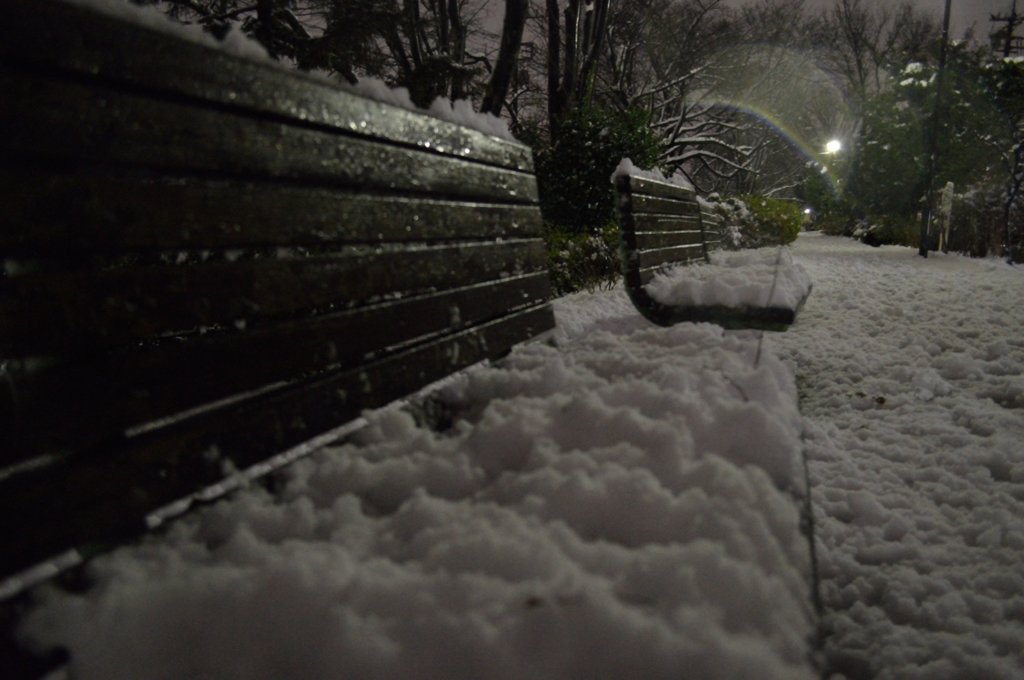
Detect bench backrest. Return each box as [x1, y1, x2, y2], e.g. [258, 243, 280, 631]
[614, 174, 722, 284]
[0, 0, 554, 586]
[614, 173, 725, 326]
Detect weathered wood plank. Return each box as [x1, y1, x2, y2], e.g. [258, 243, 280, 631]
[701, 211, 723, 249]
[618, 174, 697, 203]
[636, 244, 706, 272]
[0, 304, 555, 580]
[0, 169, 543, 253]
[0, 70, 537, 204]
[626, 194, 701, 216]
[0, 0, 531, 172]
[0, 240, 547, 356]
[630, 214, 702, 234]
[634, 230, 705, 251]
[0, 274, 552, 467]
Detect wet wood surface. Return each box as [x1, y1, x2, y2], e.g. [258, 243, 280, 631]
[0, 0, 555, 586]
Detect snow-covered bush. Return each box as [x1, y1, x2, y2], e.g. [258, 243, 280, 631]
[544, 223, 621, 295]
[702, 195, 801, 249]
[854, 181, 1024, 259]
[851, 214, 919, 248]
[947, 184, 1024, 261]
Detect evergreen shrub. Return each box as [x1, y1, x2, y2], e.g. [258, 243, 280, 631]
[852, 214, 920, 247]
[532, 106, 663, 235]
[525, 105, 664, 293]
[544, 223, 621, 296]
[742, 195, 803, 245]
[947, 185, 1024, 261]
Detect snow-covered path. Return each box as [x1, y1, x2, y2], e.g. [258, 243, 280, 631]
[767, 234, 1024, 679]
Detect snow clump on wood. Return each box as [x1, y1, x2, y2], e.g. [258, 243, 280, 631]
[646, 247, 813, 310]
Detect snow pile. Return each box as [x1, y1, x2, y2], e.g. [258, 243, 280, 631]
[549, 283, 650, 343]
[768, 234, 1024, 678]
[19, 300, 816, 679]
[613, 158, 693, 189]
[342, 77, 513, 140]
[62, 0, 514, 141]
[646, 247, 812, 310]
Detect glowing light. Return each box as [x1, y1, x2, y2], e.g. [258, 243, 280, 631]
[826, 140, 842, 154]
[804, 208, 812, 214]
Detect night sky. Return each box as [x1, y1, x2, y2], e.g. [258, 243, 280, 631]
[725, 0, 1016, 42]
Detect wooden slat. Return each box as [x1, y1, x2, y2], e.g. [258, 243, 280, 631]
[620, 175, 696, 202]
[634, 230, 704, 251]
[0, 70, 537, 204]
[702, 212, 723, 248]
[0, 0, 532, 172]
[637, 244, 705, 272]
[0, 304, 555, 580]
[0, 169, 543, 253]
[626, 193, 701, 216]
[630, 214, 702, 233]
[0, 240, 547, 355]
[0, 274, 552, 467]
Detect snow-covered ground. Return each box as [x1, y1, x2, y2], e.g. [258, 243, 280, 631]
[766, 233, 1024, 679]
[17, 265, 818, 678]
[16, 233, 1024, 679]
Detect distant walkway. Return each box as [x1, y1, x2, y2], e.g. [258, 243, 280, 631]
[768, 234, 1024, 679]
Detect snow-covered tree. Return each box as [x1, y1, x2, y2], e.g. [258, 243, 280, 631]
[980, 56, 1024, 261]
[810, 0, 936, 114]
[848, 44, 1006, 222]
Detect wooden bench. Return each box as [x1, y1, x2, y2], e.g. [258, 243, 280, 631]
[0, 0, 554, 611]
[614, 173, 805, 331]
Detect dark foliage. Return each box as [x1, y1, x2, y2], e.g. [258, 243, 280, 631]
[530, 106, 663, 235]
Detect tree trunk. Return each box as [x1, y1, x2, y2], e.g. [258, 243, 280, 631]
[546, 0, 563, 131]
[544, 0, 609, 132]
[447, 0, 466, 99]
[561, 0, 579, 110]
[574, 0, 609, 105]
[1005, 143, 1022, 264]
[254, 0, 276, 57]
[481, 0, 529, 116]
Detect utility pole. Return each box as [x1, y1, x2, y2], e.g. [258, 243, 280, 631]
[992, 0, 1022, 57]
[919, 0, 952, 259]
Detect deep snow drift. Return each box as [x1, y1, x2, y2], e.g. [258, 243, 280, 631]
[18, 289, 817, 678]
[766, 234, 1024, 679]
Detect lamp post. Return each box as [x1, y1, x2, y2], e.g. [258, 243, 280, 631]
[919, 0, 953, 259]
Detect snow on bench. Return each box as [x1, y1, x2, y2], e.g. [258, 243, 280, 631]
[614, 165, 811, 331]
[0, 0, 553, 621]
[647, 247, 813, 313]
